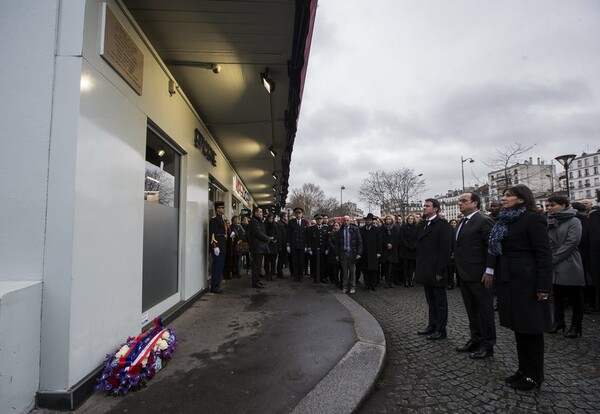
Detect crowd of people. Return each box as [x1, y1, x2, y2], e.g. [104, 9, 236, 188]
[208, 186, 600, 391]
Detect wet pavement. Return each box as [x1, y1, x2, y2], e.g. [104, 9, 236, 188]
[352, 284, 600, 414]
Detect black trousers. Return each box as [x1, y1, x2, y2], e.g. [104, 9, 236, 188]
[403, 259, 416, 283]
[328, 262, 340, 287]
[311, 251, 327, 282]
[251, 253, 264, 285]
[264, 254, 277, 279]
[459, 279, 496, 349]
[553, 284, 584, 328]
[424, 285, 448, 334]
[515, 332, 545, 382]
[364, 270, 379, 288]
[290, 248, 304, 279]
[276, 250, 286, 276]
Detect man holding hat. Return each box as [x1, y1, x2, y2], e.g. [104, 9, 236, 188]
[287, 207, 308, 281]
[209, 200, 227, 293]
[308, 214, 329, 283]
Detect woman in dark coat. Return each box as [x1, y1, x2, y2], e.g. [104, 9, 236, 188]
[264, 214, 279, 281]
[485, 184, 552, 391]
[380, 215, 399, 288]
[399, 214, 419, 287]
[327, 221, 341, 288]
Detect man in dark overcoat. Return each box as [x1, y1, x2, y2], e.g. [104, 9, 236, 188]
[414, 198, 452, 340]
[360, 213, 382, 290]
[287, 207, 308, 281]
[248, 207, 273, 289]
[454, 192, 496, 358]
[276, 211, 288, 278]
[308, 214, 329, 283]
[209, 200, 227, 293]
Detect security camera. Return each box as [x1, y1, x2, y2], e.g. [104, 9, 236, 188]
[211, 64, 222, 74]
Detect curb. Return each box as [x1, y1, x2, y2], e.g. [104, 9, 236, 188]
[290, 292, 387, 414]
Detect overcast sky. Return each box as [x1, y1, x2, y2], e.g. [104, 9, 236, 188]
[288, 0, 600, 213]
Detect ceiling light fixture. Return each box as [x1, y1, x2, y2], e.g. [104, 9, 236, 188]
[269, 146, 276, 157]
[272, 172, 277, 180]
[261, 68, 276, 94]
[158, 149, 165, 157]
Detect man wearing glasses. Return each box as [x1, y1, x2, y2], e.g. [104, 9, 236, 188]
[336, 216, 363, 294]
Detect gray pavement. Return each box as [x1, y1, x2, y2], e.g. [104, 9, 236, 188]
[352, 284, 600, 414]
[32, 273, 385, 414]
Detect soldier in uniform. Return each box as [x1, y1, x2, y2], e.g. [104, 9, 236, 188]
[287, 207, 308, 281]
[209, 200, 227, 293]
[308, 214, 329, 283]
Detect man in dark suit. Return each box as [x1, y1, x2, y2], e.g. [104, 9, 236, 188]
[308, 214, 329, 283]
[360, 213, 382, 291]
[287, 207, 308, 281]
[454, 192, 496, 358]
[336, 215, 363, 294]
[414, 198, 452, 340]
[248, 207, 273, 289]
[209, 200, 227, 294]
[276, 211, 288, 278]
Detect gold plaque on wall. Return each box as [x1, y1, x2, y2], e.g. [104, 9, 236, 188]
[99, 2, 144, 95]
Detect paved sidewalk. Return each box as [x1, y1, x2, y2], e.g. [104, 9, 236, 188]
[352, 285, 600, 414]
[32, 274, 385, 414]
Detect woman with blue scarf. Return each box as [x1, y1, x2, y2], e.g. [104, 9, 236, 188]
[485, 185, 552, 391]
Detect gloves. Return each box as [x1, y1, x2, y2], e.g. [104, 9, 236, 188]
[287, 246, 291, 253]
[325, 250, 329, 255]
[230, 231, 236, 238]
[309, 249, 313, 255]
[213, 247, 220, 256]
[305, 247, 309, 253]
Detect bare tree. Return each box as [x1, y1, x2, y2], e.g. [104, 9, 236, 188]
[485, 143, 536, 190]
[358, 168, 427, 218]
[287, 183, 326, 218]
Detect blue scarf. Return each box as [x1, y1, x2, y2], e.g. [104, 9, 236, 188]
[487, 206, 527, 256]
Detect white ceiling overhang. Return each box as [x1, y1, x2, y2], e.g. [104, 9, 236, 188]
[122, 0, 318, 209]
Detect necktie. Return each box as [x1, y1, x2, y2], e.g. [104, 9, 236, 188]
[456, 217, 469, 240]
[345, 227, 350, 251]
[298, 219, 301, 226]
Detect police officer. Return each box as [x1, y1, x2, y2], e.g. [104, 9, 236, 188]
[287, 207, 307, 281]
[209, 200, 227, 293]
[309, 214, 329, 283]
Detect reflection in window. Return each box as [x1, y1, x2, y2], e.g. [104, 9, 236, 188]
[144, 127, 179, 208]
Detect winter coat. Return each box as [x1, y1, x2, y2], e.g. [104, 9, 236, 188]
[414, 216, 452, 286]
[248, 216, 270, 254]
[380, 225, 399, 264]
[486, 211, 552, 334]
[360, 225, 382, 271]
[547, 207, 584, 286]
[265, 221, 279, 255]
[398, 224, 419, 260]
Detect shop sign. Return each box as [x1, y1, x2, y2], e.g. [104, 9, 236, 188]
[234, 176, 250, 203]
[194, 128, 217, 166]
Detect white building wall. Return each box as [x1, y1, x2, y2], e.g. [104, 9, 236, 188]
[34, 0, 255, 396]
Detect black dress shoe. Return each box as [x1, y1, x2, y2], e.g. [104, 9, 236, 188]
[456, 339, 479, 353]
[470, 347, 493, 359]
[417, 326, 435, 335]
[509, 376, 541, 391]
[252, 284, 264, 289]
[505, 371, 523, 385]
[210, 289, 223, 294]
[426, 332, 447, 340]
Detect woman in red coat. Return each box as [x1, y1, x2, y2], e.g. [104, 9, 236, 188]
[485, 185, 552, 391]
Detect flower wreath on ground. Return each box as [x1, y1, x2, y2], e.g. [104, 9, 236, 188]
[95, 317, 178, 396]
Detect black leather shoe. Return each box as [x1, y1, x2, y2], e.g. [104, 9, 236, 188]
[548, 321, 566, 334]
[470, 347, 494, 359]
[417, 326, 435, 335]
[510, 376, 541, 391]
[505, 371, 523, 385]
[252, 283, 264, 289]
[426, 332, 447, 340]
[456, 339, 479, 353]
[210, 289, 223, 294]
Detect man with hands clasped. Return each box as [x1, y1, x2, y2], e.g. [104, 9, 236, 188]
[209, 200, 227, 294]
[453, 192, 496, 359]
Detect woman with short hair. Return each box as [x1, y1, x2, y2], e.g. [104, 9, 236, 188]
[546, 194, 585, 338]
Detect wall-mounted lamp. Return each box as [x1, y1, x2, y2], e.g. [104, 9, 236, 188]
[158, 149, 166, 157]
[272, 186, 277, 192]
[261, 68, 276, 94]
[168, 79, 176, 96]
[272, 172, 278, 180]
[269, 146, 276, 157]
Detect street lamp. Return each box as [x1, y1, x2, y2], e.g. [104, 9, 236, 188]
[554, 154, 577, 200]
[340, 185, 346, 215]
[461, 156, 475, 192]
